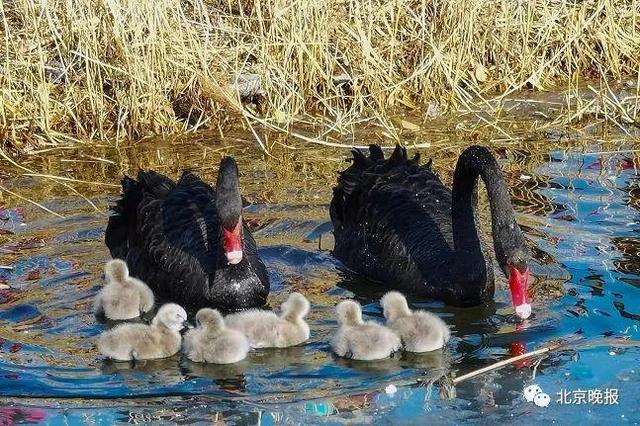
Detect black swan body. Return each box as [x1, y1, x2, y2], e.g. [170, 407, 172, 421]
[105, 157, 270, 311]
[330, 144, 532, 319]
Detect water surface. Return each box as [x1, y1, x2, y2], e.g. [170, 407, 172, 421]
[0, 137, 639, 424]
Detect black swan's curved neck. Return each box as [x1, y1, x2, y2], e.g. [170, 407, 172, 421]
[451, 146, 526, 298]
[216, 157, 242, 229]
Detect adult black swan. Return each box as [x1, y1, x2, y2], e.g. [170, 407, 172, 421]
[105, 157, 270, 311]
[330, 144, 532, 319]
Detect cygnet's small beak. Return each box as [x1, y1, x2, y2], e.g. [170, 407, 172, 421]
[182, 320, 192, 329]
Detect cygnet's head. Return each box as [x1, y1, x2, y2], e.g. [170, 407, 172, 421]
[281, 292, 310, 320]
[153, 303, 188, 332]
[105, 259, 129, 284]
[336, 300, 363, 326]
[195, 308, 224, 331]
[380, 291, 412, 322]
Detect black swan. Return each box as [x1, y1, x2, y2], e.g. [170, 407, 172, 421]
[105, 157, 270, 310]
[330, 144, 531, 319]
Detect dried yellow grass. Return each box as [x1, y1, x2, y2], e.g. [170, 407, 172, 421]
[1, 0, 639, 150]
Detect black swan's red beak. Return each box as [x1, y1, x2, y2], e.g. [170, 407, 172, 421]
[508, 265, 531, 319]
[223, 218, 243, 265]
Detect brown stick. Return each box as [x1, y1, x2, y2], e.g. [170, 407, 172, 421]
[0, 184, 63, 218]
[452, 337, 640, 386]
[452, 343, 563, 385]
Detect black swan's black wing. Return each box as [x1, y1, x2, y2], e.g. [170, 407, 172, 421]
[105, 171, 175, 260]
[130, 172, 220, 303]
[106, 171, 210, 303]
[330, 145, 460, 297]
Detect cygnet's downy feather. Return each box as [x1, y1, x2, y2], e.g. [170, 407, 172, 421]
[380, 291, 450, 352]
[97, 303, 187, 361]
[225, 292, 310, 348]
[332, 300, 401, 361]
[183, 308, 249, 364]
[94, 259, 155, 320]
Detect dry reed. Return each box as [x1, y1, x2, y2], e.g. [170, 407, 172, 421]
[1, 0, 639, 151]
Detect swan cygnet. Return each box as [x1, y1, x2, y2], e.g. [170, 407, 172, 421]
[331, 300, 401, 361]
[380, 291, 450, 352]
[183, 308, 249, 364]
[225, 292, 310, 348]
[94, 259, 155, 320]
[97, 303, 188, 361]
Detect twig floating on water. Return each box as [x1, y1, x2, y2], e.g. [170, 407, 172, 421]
[452, 336, 639, 385]
[0, 184, 63, 218]
[22, 173, 120, 187]
[584, 149, 640, 155]
[452, 346, 557, 385]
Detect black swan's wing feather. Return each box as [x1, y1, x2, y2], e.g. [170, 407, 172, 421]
[369, 144, 384, 162]
[106, 171, 175, 258]
[331, 145, 455, 296]
[350, 148, 373, 170]
[127, 173, 220, 305]
[137, 170, 175, 198]
[105, 176, 141, 259]
[386, 144, 407, 167]
[162, 172, 219, 275]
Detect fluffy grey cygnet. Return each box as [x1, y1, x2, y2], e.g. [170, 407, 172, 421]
[97, 303, 187, 361]
[225, 292, 310, 348]
[380, 291, 450, 352]
[183, 308, 249, 364]
[331, 300, 401, 361]
[94, 259, 155, 320]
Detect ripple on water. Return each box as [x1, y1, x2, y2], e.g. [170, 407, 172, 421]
[0, 144, 639, 423]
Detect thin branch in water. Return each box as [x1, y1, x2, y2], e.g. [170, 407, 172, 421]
[452, 345, 557, 385]
[22, 173, 120, 187]
[452, 336, 637, 385]
[0, 184, 63, 218]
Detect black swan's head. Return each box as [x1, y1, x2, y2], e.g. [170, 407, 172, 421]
[506, 249, 531, 320]
[216, 157, 244, 265]
[495, 230, 531, 319]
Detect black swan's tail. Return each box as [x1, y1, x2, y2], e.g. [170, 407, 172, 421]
[331, 144, 429, 230]
[348, 144, 422, 173]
